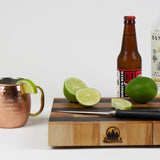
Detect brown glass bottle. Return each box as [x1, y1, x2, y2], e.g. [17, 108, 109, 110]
[117, 16, 142, 97]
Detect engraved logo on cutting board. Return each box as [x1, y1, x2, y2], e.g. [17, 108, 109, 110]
[103, 126, 123, 143]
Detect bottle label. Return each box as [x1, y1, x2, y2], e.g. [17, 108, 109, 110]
[117, 69, 142, 97]
[151, 31, 160, 95]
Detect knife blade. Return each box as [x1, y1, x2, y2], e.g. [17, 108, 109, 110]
[56, 110, 160, 120]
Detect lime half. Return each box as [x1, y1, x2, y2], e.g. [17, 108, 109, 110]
[76, 88, 101, 107]
[111, 98, 132, 110]
[63, 77, 87, 102]
[16, 79, 38, 94]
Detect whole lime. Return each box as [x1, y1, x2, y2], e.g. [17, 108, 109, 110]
[125, 77, 157, 103]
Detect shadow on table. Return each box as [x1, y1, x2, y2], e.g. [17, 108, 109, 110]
[25, 116, 49, 127]
[51, 145, 160, 149]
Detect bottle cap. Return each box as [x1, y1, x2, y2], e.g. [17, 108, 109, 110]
[124, 16, 136, 20]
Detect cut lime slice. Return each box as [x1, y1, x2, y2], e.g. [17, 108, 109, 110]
[16, 79, 38, 94]
[63, 77, 87, 102]
[76, 88, 101, 106]
[111, 98, 132, 110]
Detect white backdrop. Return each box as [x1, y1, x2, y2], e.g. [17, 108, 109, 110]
[0, 0, 160, 159]
[0, 0, 158, 102]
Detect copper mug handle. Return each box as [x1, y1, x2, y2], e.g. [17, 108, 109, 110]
[30, 86, 44, 117]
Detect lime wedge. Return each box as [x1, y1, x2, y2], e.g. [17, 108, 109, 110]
[63, 77, 87, 102]
[16, 79, 38, 94]
[111, 98, 132, 110]
[76, 88, 101, 106]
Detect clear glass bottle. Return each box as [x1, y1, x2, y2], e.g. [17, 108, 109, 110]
[151, 17, 160, 96]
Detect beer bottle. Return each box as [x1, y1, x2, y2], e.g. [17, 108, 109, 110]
[117, 16, 142, 97]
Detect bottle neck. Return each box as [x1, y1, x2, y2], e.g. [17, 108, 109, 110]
[121, 23, 138, 52]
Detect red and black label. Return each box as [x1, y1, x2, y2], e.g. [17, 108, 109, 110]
[117, 68, 142, 97]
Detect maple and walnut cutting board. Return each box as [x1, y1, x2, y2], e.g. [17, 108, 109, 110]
[48, 97, 160, 147]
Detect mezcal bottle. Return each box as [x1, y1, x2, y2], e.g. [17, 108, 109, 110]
[151, 17, 160, 96]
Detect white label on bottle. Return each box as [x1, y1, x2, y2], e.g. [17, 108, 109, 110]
[151, 31, 160, 94]
[117, 69, 142, 97]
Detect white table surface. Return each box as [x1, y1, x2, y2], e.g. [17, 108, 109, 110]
[0, 101, 160, 160]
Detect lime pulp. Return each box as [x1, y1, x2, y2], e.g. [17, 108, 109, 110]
[111, 98, 132, 110]
[16, 79, 38, 94]
[76, 88, 101, 106]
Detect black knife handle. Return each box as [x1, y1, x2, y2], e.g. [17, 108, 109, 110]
[115, 110, 160, 120]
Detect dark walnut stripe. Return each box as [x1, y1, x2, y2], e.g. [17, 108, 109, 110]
[52, 107, 114, 112]
[53, 98, 160, 104]
[53, 98, 111, 103]
[51, 107, 160, 113]
[49, 116, 154, 122]
[53, 99, 70, 103]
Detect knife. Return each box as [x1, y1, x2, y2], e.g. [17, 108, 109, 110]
[56, 110, 160, 120]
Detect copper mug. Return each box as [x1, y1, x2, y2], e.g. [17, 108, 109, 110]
[0, 78, 44, 128]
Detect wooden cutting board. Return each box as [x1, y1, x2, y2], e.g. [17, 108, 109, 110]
[48, 97, 160, 147]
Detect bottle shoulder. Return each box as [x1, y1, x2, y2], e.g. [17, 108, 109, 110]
[118, 51, 141, 59]
[151, 28, 160, 33]
[117, 58, 141, 69]
[151, 16, 160, 32]
[117, 51, 141, 68]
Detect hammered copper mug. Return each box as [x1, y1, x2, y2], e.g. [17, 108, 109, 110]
[0, 78, 44, 128]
